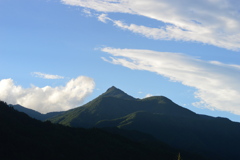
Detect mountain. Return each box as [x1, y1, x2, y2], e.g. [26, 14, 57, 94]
[11, 104, 63, 121]
[100, 86, 136, 100]
[1, 100, 189, 160]
[96, 111, 240, 160]
[49, 86, 196, 127]
[49, 86, 240, 160]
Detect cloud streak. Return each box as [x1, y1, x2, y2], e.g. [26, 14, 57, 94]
[62, 0, 240, 50]
[101, 47, 240, 115]
[0, 76, 95, 113]
[32, 72, 64, 79]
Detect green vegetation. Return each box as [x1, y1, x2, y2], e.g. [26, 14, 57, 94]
[0, 101, 185, 160]
[48, 86, 240, 160]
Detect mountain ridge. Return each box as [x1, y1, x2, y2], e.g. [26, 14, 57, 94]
[49, 89, 197, 128]
[9, 86, 240, 160]
[1, 100, 189, 160]
[47, 86, 240, 160]
[11, 104, 64, 121]
[99, 86, 136, 100]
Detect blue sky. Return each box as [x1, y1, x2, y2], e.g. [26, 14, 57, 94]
[1, 0, 240, 122]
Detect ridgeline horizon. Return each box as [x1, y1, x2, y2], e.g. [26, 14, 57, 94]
[7, 86, 240, 160]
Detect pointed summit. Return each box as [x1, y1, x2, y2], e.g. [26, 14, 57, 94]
[106, 86, 119, 92]
[101, 86, 135, 100]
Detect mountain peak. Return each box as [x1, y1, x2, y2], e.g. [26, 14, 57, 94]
[106, 86, 118, 92]
[101, 86, 135, 100]
[142, 96, 174, 103]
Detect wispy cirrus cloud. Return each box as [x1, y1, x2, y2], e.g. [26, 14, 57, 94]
[0, 76, 95, 113]
[32, 72, 64, 79]
[61, 0, 240, 50]
[101, 47, 240, 115]
[97, 13, 110, 23]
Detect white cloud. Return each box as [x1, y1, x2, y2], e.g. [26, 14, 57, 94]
[98, 14, 110, 23]
[145, 94, 153, 98]
[82, 8, 93, 17]
[61, 0, 240, 50]
[101, 47, 240, 115]
[32, 72, 64, 79]
[0, 76, 95, 113]
[61, 0, 132, 13]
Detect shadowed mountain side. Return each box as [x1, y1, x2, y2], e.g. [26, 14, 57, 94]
[48, 86, 240, 160]
[49, 95, 195, 128]
[1, 101, 189, 160]
[101, 127, 208, 160]
[96, 111, 240, 160]
[12, 104, 64, 121]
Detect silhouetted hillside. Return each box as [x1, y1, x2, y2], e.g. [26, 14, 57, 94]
[11, 104, 63, 121]
[48, 86, 240, 160]
[0, 100, 188, 160]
